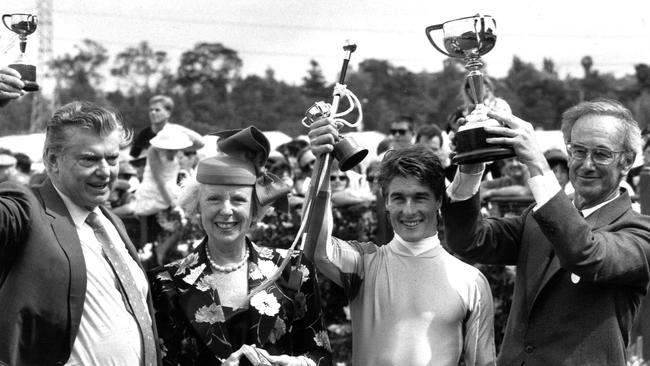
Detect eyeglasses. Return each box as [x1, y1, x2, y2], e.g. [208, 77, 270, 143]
[366, 175, 377, 183]
[390, 128, 409, 136]
[566, 143, 624, 165]
[330, 174, 348, 182]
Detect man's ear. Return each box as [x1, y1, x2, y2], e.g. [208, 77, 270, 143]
[620, 153, 636, 176]
[43, 148, 59, 174]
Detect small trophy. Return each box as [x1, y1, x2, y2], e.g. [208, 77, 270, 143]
[2, 13, 39, 92]
[426, 14, 514, 164]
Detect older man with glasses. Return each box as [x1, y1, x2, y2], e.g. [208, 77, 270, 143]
[442, 98, 650, 366]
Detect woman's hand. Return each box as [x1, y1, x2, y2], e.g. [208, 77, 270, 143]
[256, 349, 316, 366]
[221, 344, 270, 366]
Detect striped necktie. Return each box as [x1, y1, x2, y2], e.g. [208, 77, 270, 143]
[86, 212, 156, 366]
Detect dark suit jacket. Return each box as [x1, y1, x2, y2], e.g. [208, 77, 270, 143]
[0, 179, 161, 366]
[442, 189, 650, 366]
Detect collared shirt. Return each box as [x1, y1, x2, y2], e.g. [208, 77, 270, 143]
[53, 185, 149, 366]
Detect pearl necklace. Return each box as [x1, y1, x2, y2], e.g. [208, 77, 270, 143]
[205, 245, 249, 273]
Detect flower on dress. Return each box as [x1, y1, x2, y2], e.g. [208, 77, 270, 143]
[249, 263, 264, 280]
[257, 247, 274, 259]
[169, 252, 199, 276]
[183, 263, 206, 285]
[194, 303, 226, 324]
[268, 318, 286, 344]
[257, 260, 279, 279]
[313, 330, 332, 352]
[292, 264, 310, 284]
[156, 271, 172, 282]
[195, 272, 220, 292]
[250, 291, 281, 316]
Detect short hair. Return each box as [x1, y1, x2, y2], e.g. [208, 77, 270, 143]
[415, 124, 443, 144]
[149, 95, 175, 112]
[378, 144, 445, 200]
[43, 101, 133, 171]
[392, 115, 414, 130]
[13, 152, 31, 174]
[561, 99, 642, 164]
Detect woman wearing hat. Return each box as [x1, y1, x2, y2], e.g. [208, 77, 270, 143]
[149, 127, 331, 366]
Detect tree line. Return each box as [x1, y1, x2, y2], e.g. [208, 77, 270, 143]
[2, 40, 650, 137]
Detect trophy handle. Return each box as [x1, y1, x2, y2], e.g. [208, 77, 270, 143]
[424, 23, 451, 57]
[2, 15, 12, 32]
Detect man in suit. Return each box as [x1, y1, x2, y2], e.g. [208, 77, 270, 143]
[442, 99, 650, 365]
[0, 98, 160, 365]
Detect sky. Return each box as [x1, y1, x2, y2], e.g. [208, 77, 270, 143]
[2, 0, 650, 87]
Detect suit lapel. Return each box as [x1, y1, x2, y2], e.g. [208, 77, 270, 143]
[528, 191, 632, 312]
[35, 179, 87, 350]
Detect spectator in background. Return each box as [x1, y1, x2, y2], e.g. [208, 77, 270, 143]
[544, 148, 573, 196]
[627, 139, 650, 192]
[479, 157, 532, 200]
[389, 115, 415, 150]
[365, 160, 381, 197]
[462, 77, 512, 115]
[129, 94, 175, 159]
[177, 150, 199, 184]
[0, 153, 17, 184]
[415, 124, 452, 181]
[11, 152, 32, 185]
[295, 146, 317, 196]
[329, 160, 374, 207]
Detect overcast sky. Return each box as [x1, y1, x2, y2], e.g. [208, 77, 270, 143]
[2, 0, 650, 85]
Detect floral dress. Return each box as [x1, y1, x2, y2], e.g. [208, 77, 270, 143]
[149, 238, 332, 366]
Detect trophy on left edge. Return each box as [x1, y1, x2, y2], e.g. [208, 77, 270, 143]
[2, 13, 39, 92]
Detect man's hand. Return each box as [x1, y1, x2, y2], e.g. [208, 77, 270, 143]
[485, 110, 550, 177]
[0, 67, 25, 107]
[307, 117, 340, 156]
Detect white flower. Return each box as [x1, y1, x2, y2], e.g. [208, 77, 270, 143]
[249, 263, 264, 280]
[195, 272, 220, 291]
[313, 330, 332, 352]
[156, 271, 172, 282]
[257, 260, 279, 279]
[292, 264, 310, 284]
[194, 303, 225, 324]
[183, 263, 206, 285]
[250, 291, 281, 316]
[170, 252, 199, 276]
[257, 247, 274, 259]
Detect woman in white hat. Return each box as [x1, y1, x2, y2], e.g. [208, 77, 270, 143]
[149, 127, 331, 366]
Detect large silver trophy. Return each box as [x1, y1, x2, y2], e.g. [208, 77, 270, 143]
[2, 13, 39, 92]
[426, 14, 514, 164]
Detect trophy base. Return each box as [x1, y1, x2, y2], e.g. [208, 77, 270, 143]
[452, 127, 516, 164]
[9, 63, 39, 92]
